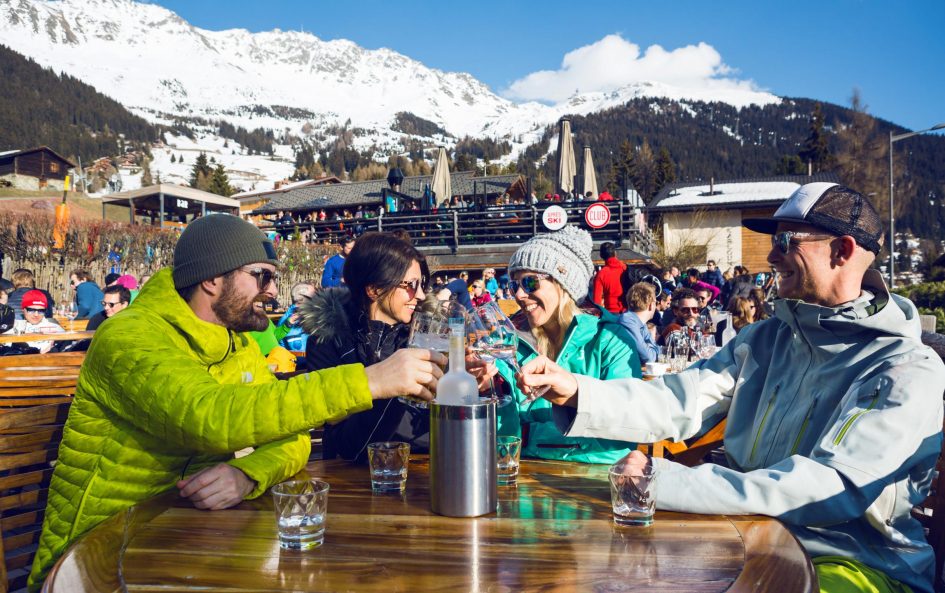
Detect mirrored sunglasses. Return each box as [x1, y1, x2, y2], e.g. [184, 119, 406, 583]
[772, 231, 835, 254]
[24, 308, 45, 314]
[397, 278, 424, 298]
[508, 274, 549, 295]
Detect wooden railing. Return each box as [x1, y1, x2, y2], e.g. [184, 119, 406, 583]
[263, 203, 655, 254]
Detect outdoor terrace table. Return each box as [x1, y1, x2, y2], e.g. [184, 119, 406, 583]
[44, 456, 816, 592]
[0, 331, 94, 344]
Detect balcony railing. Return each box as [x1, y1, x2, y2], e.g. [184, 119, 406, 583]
[261, 203, 654, 254]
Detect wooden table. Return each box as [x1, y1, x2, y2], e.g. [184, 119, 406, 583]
[44, 457, 816, 592]
[0, 331, 94, 344]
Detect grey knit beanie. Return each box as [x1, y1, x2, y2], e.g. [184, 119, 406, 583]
[172, 214, 278, 289]
[508, 225, 594, 302]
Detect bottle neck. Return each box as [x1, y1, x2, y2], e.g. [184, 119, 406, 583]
[448, 331, 465, 373]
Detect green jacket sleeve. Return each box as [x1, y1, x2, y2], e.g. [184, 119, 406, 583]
[85, 328, 374, 454]
[228, 432, 311, 498]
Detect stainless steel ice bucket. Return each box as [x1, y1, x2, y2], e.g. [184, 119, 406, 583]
[429, 399, 497, 517]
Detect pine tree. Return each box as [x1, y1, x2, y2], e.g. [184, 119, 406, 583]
[834, 90, 889, 217]
[141, 157, 153, 186]
[629, 139, 659, 202]
[798, 103, 832, 172]
[170, 153, 176, 163]
[207, 163, 233, 197]
[189, 152, 213, 188]
[655, 147, 677, 192]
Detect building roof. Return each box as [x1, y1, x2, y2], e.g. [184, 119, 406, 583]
[0, 146, 78, 167]
[648, 173, 841, 212]
[102, 183, 240, 209]
[231, 176, 343, 202]
[253, 171, 521, 214]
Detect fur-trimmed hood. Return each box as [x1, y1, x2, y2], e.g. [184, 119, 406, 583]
[297, 287, 354, 345]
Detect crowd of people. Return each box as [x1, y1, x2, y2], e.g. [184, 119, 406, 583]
[15, 182, 945, 593]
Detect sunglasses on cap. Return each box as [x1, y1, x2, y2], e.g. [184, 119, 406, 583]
[397, 278, 424, 299]
[771, 231, 836, 255]
[509, 274, 549, 296]
[238, 267, 280, 291]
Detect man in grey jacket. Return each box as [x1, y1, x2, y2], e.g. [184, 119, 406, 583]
[519, 183, 945, 593]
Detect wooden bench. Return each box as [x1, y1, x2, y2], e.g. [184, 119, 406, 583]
[0, 353, 85, 408]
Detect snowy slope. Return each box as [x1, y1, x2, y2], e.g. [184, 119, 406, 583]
[0, 0, 780, 190]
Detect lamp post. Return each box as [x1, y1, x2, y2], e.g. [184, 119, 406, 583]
[888, 123, 945, 288]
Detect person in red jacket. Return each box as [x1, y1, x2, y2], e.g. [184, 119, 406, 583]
[592, 242, 627, 313]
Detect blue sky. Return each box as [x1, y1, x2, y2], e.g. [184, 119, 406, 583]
[158, 0, 944, 133]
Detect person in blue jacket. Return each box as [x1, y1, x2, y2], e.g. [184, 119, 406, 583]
[69, 269, 104, 319]
[321, 236, 355, 288]
[617, 282, 660, 364]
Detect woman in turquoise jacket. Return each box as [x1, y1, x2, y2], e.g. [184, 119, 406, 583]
[493, 225, 641, 464]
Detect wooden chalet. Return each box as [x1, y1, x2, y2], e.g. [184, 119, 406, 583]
[0, 146, 76, 191]
[647, 173, 840, 273]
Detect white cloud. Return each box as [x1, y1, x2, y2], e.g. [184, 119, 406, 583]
[504, 34, 766, 103]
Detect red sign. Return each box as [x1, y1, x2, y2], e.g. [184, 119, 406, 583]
[584, 203, 611, 229]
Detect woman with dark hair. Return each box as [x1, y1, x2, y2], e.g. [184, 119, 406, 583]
[299, 232, 431, 463]
[749, 287, 771, 321]
[727, 296, 756, 333]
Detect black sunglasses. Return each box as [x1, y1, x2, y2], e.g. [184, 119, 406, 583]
[508, 274, 549, 295]
[24, 308, 45, 314]
[771, 231, 835, 255]
[239, 267, 280, 291]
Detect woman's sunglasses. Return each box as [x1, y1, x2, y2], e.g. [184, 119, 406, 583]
[508, 274, 549, 295]
[771, 231, 835, 255]
[397, 278, 424, 299]
[239, 267, 280, 291]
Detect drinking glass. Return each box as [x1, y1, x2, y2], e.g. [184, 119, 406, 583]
[271, 479, 330, 550]
[467, 302, 547, 404]
[496, 436, 522, 485]
[401, 300, 466, 409]
[609, 461, 658, 526]
[367, 441, 410, 492]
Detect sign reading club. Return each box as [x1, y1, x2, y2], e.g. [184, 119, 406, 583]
[584, 203, 611, 229]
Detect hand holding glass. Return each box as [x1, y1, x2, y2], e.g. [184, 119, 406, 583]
[467, 302, 547, 402]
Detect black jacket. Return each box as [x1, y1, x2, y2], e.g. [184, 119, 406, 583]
[299, 288, 429, 463]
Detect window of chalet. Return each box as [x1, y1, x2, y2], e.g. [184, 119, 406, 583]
[49, 162, 60, 173]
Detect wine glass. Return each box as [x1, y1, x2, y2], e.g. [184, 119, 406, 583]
[400, 300, 465, 409]
[65, 302, 78, 331]
[666, 330, 689, 373]
[467, 302, 547, 404]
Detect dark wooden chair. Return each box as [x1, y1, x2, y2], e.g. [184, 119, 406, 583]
[0, 402, 71, 593]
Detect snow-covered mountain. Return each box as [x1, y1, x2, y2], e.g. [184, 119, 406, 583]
[0, 0, 780, 190]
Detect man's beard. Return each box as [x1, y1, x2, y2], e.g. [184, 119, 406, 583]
[212, 275, 269, 333]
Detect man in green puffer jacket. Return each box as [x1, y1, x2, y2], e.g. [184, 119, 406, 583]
[28, 215, 444, 590]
